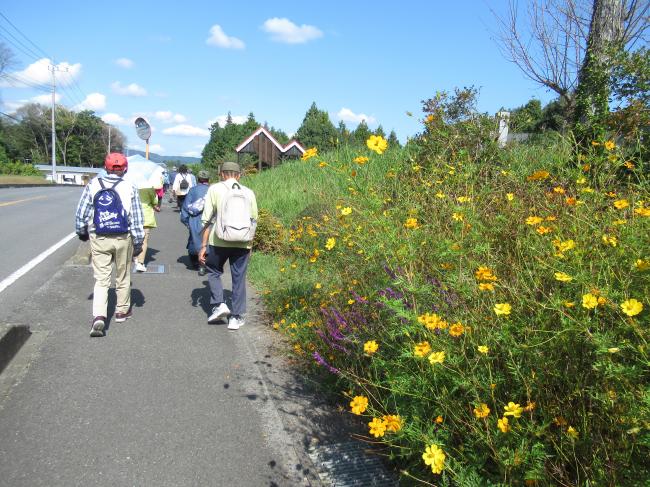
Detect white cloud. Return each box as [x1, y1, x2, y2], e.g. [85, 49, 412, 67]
[206, 114, 247, 127]
[111, 81, 147, 96]
[155, 110, 187, 123]
[149, 144, 164, 153]
[101, 112, 127, 125]
[115, 58, 134, 69]
[182, 151, 201, 157]
[2, 100, 27, 111]
[162, 124, 210, 137]
[262, 18, 323, 44]
[32, 93, 61, 105]
[0, 58, 82, 88]
[336, 107, 376, 125]
[206, 24, 245, 49]
[74, 92, 106, 111]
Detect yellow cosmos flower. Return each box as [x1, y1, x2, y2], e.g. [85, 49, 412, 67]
[428, 351, 445, 364]
[383, 414, 402, 432]
[368, 417, 387, 438]
[422, 444, 446, 474]
[418, 313, 447, 330]
[340, 207, 352, 216]
[624, 161, 635, 169]
[354, 156, 369, 165]
[347, 299, 355, 305]
[523, 401, 536, 412]
[325, 237, 336, 250]
[553, 239, 576, 253]
[582, 293, 599, 309]
[449, 322, 465, 337]
[634, 259, 650, 271]
[457, 196, 471, 203]
[435, 415, 444, 424]
[553, 186, 565, 194]
[567, 426, 579, 439]
[604, 140, 616, 151]
[613, 199, 629, 209]
[503, 402, 524, 418]
[315, 283, 322, 289]
[479, 282, 495, 291]
[364, 340, 379, 354]
[564, 301, 575, 308]
[527, 170, 550, 181]
[452, 212, 464, 221]
[634, 207, 650, 217]
[475, 266, 498, 281]
[536, 225, 552, 235]
[318, 161, 328, 168]
[497, 417, 510, 433]
[565, 197, 577, 206]
[526, 216, 543, 225]
[554, 272, 573, 282]
[602, 234, 618, 247]
[506, 193, 514, 201]
[350, 395, 369, 415]
[474, 403, 491, 418]
[478, 345, 489, 354]
[435, 192, 446, 199]
[366, 135, 388, 154]
[404, 217, 419, 229]
[414, 341, 432, 357]
[494, 303, 512, 316]
[620, 299, 643, 317]
[576, 176, 586, 184]
[301, 147, 318, 161]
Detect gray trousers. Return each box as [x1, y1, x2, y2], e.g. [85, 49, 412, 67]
[205, 246, 250, 316]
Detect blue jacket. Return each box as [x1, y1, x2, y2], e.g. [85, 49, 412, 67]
[180, 182, 210, 255]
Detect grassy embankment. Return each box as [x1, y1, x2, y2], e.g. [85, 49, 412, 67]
[0, 175, 51, 185]
[243, 130, 649, 485]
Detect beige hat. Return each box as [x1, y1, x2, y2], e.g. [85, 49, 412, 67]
[220, 161, 241, 173]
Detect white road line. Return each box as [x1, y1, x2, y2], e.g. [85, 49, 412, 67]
[0, 232, 76, 294]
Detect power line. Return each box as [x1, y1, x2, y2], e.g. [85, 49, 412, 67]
[0, 26, 43, 61]
[0, 11, 49, 59]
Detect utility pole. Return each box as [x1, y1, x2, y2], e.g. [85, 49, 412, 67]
[48, 61, 67, 183]
[49, 62, 56, 182]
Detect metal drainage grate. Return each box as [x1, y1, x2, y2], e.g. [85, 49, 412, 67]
[308, 441, 398, 487]
[132, 264, 166, 274]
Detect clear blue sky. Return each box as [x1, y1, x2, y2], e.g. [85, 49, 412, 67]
[0, 1, 556, 157]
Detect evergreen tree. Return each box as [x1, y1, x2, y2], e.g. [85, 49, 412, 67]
[337, 120, 350, 146]
[374, 124, 386, 138]
[295, 102, 337, 151]
[351, 119, 371, 147]
[388, 130, 400, 148]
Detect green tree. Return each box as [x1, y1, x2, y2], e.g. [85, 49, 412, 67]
[374, 124, 386, 138]
[388, 130, 400, 148]
[351, 119, 371, 147]
[337, 120, 350, 146]
[508, 99, 543, 133]
[295, 102, 337, 151]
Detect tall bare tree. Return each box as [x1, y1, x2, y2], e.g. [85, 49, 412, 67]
[494, 0, 649, 116]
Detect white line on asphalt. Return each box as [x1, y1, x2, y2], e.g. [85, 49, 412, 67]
[0, 232, 76, 294]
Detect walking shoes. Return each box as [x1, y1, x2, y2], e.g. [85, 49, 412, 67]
[115, 310, 132, 323]
[90, 316, 106, 337]
[227, 315, 245, 331]
[208, 303, 230, 324]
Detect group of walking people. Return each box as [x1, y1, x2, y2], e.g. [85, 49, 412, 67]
[74, 153, 258, 337]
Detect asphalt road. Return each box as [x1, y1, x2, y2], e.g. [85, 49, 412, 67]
[0, 193, 336, 487]
[0, 186, 82, 322]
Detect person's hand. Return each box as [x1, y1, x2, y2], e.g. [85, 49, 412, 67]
[198, 246, 207, 265]
[77, 229, 89, 241]
[133, 244, 143, 257]
[154, 205, 161, 212]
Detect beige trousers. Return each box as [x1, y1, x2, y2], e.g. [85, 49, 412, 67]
[136, 228, 152, 264]
[90, 233, 133, 317]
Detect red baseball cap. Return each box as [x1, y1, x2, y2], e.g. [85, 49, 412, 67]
[104, 153, 128, 171]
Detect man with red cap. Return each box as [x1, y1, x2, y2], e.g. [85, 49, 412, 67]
[75, 153, 145, 337]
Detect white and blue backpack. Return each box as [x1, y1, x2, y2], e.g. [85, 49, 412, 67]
[93, 179, 129, 234]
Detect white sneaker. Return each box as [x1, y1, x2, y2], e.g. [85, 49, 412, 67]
[227, 316, 245, 331]
[208, 303, 230, 323]
[134, 262, 147, 273]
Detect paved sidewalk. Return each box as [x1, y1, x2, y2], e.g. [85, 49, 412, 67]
[0, 199, 354, 486]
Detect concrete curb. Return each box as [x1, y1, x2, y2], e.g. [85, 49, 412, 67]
[0, 184, 56, 188]
[0, 325, 31, 374]
[66, 240, 91, 266]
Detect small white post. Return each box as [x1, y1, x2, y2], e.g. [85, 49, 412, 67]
[496, 111, 510, 148]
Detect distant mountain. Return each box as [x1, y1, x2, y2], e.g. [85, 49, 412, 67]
[127, 150, 201, 165]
